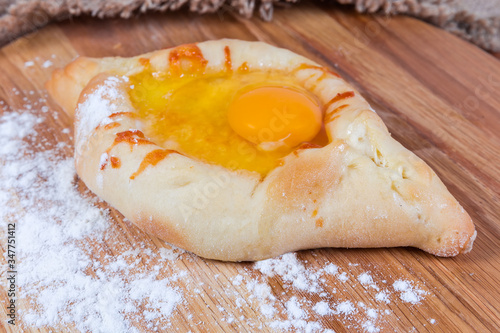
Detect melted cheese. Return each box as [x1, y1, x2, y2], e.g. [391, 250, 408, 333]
[128, 69, 327, 175]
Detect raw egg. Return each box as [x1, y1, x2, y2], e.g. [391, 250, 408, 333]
[227, 86, 322, 150]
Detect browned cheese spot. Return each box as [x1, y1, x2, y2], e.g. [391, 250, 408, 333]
[110, 156, 121, 168]
[324, 91, 355, 111]
[109, 112, 137, 119]
[324, 104, 349, 123]
[224, 46, 232, 73]
[293, 63, 341, 78]
[130, 149, 178, 180]
[238, 62, 249, 73]
[138, 58, 150, 68]
[101, 130, 155, 171]
[168, 44, 208, 77]
[103, 122, 120, 130]
[111, 130, 154, 152]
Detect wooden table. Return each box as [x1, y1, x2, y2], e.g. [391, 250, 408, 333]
[1, 2, 499, 332]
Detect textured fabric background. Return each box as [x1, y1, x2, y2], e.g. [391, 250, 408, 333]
[0, 0, 499, 51]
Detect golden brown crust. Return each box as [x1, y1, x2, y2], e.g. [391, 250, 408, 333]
[46, 39, 475, 261]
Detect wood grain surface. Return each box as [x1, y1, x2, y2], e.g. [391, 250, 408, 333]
[1, 1, 499, 332]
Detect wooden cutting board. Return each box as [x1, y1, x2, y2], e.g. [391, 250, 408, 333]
[1, 2, 499, 332]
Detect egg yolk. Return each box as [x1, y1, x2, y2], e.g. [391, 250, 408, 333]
[128, 70, 327, 176]
[228, 86, 322, 150]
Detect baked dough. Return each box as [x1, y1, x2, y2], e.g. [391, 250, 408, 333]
[46, 39, 476, 261]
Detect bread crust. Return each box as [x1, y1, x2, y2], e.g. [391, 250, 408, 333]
[46, 39, 475, 261]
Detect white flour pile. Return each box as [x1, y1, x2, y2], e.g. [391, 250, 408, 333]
[0, 101, 435, 332]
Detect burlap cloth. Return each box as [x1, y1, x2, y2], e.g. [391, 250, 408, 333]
[0, 0, 499, 52]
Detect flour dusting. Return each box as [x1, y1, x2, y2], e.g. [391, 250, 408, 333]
[0, 109, 183, 332]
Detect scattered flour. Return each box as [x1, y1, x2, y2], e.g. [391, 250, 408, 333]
[375, 290, 391, 304]
[313, 301, 332, 316]
[393, 280, 427, 304]
[358, 272, 379, 290]
[286, 297, 305, 319]
[337, 272, 349, 282]
[23, 57, 57, 69]
[42, 60, 53, 68]
[255, 253, 321, 292]
[0, 103, 434, 332]
[366, 308, 378, 319]
[336, 301, 356, 316]
[231, 274, 244, 286]
[0, 110, 183, 332]
[358, 272, 374, 285]
[362, 320, 380, 333]
[323, 263, 339, 275]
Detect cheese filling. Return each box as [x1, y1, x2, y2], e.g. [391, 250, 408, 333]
[128, 69, 327, 176]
